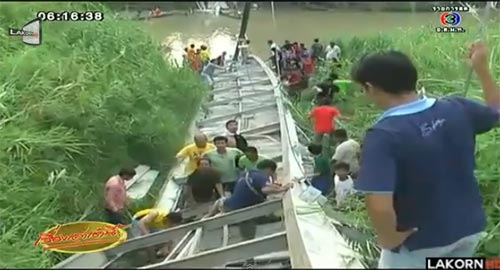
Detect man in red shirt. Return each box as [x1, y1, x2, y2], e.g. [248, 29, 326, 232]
[309, 98, 349, 146]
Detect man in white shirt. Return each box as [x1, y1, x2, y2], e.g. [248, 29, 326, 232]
[325, 42, 341, 62]
[333, 162, 354, 206]
[332, 129, 360, 177]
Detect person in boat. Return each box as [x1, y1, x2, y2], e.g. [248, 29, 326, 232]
[237, 146, 266, 171]
[353, 41, 499, 268]
[331, 129, 360, 178]
[184, 157, 225, 206]
[310, 38, 324, 62]
[203, 136, 243, 193]
[200, 45, 211, 67]
[333, 162, 354, 206]
[201, 59, 226, 88]
[214, 51, 227, 66]
[131, 209, 183, 257]
[309, 97, 350, 147]
[307, 144, 333, 196]
[205, 159, 292, 240]
[176, 132, 216, 175]
[104, 168, 136, 225]
[225, 119, 248, 151]
[153, 7, 162, 17]
[192, 49, 202, 73]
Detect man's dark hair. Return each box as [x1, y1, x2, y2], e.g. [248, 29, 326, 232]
[244, 146, 258, 155]
[314, 38, 319, 43]
[300, 43, 305, 47]
[351, 50, 418, 94]
[197, 156, 211, 166]
[201, 45, 207, 50]
[225, 119, 238, 128]
[256, 159, 277, 172]
[184, 47, 188, 52]
[333, 129, 348, 140]
[190, 44, 195, 49]
[167, 212, 183, 224]
[333, 162, 350, 171]
[318, 97, 331, 106]
[119, 168, 136, 178]
[307, 144, 322, 155]
[267, 39, 273, 44]
[246, 39, 251, 44]
[213, 136, 228, 143]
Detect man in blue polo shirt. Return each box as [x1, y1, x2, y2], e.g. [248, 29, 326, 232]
[205, 159, 292, 240]
[351, 41, 499, 268]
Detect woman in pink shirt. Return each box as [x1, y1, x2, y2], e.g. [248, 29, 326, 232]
[105, 168, 136, 225]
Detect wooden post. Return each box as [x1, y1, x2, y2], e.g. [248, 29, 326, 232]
[233, 2, 252, 61]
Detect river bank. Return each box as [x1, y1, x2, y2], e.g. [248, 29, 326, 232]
[291, 25, 500, 260]
[0, 2, 206, 268]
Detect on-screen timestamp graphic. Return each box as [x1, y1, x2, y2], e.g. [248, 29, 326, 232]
[433, 5, 467, 34]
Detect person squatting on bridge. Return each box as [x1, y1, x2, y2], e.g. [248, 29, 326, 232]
[176, 132, 215, 175]
[204, 159, 292, 240]
[203, 136, 243, 194]
[224, 119, 248, 151]
[131, 209, 183, 257]
[104, 168, 136, 225]
[353, 41, 499, 268]
[184, 157, 225, 207]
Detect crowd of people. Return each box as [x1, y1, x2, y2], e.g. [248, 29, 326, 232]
[182, 43, 228, 87]
[102, 38, 500, 268]
[266, 38, 342, 100]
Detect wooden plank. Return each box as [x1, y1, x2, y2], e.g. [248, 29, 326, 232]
[139, 232, 288, 269]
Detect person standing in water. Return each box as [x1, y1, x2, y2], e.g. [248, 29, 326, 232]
[204, 136, 243, 193]
[176, 133, 215, 175]
[353, 41, 499, 268]
[310, 38, 324, 62]
[104, 168, 136, 225]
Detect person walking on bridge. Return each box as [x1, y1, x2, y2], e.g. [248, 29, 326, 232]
[184, 157, 224, 206]
[353, 41, 499, 268]
[225, 119, 248, 151]
[201, 59, 226, 88]
[104, 168, 136, 225]
[176, 132, 215, 175]
[204, 136, 243, 193]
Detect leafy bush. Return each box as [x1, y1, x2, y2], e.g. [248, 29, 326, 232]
[0, 2, 205, 267]
[292, 23, 500, 261]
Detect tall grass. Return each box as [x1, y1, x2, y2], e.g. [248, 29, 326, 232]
[292, 23, 500, 262]
[0, 2, 206, 267]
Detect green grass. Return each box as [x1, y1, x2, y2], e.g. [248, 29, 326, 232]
[0, 2, 206, 268]
[291, 23, 500, 264]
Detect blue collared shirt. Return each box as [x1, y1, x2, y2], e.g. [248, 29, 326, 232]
[356, 96, 499, 250]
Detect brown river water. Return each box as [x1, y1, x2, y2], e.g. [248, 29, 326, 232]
[141, 8, 476, 64]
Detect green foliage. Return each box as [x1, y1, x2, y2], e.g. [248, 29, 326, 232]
[292, 24, 500, 260]
[0, 2, 205, 268]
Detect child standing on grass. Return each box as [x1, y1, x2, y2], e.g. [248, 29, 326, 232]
[307, 144, 332, 196]
[333, 162, 354, 206]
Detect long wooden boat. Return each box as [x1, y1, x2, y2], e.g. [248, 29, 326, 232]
[52, 54, 365, 269]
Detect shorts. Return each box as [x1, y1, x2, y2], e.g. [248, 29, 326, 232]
[105, 209, 126, 225]
[311, 175, 333, 196]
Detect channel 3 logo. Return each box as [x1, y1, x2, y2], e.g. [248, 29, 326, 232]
[440, 11, 461, 27]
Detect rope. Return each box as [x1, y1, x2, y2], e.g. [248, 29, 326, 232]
[461, 2, 492, 97]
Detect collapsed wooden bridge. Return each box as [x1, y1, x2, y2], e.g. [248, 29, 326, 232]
[53, 54, 364, 269]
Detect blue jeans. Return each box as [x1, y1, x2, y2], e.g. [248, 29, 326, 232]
[378, 232, 483, 268]
[202, 73, 214, 86]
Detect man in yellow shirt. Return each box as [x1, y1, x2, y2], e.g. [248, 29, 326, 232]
[200, 45, 211, 66]
[176, 133, 215, 174]
[131, 209, 183, 257]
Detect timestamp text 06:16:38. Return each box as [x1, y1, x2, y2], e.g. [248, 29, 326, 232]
[36, 11, 104, 22]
